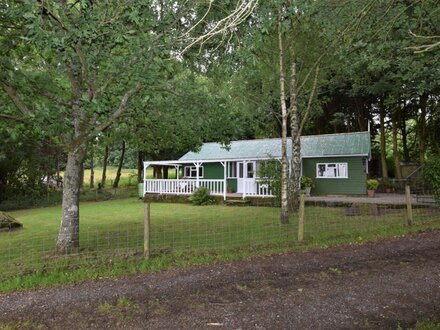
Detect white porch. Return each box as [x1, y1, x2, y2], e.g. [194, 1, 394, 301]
[143, 160, 274, 200]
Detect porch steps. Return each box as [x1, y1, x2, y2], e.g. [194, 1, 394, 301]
[224, 199, 251, 206]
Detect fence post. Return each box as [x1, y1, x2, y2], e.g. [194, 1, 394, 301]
[144, 202, 150, 259]
[298, 192, 305, 242]
[405, 184, 413, 226]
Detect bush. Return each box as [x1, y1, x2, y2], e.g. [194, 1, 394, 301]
[257, 160, 281, 207]
[380, 177, 395, 189]
[424, 156, 440, 204]
[366, 179, 379, 190]
[190, 187, 215, 206]
[300, 176, 315, 188]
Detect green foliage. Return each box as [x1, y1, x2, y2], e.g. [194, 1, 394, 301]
[258, 160, 281, 206]
[300, 176, 315, 188]
[366, 179, 379, 190]
[424, 156, 440, 204]
[380, 177, 395, 189]
[190, 187, 215, 206]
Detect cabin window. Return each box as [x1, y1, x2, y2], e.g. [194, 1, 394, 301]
[247, 162, 255, 178]
[227, 162, 237, 178]
[184, 166, 204, 178]
[316, 163, 348, 178]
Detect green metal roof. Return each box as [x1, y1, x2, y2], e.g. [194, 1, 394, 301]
[178, 132, 371, 162]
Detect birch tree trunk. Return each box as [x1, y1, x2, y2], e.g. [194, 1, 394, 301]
[113, 140, 126, 188]
[289, 58, 301, 212]
[379, 104, 388, 178]
[278, 17, 289, 224]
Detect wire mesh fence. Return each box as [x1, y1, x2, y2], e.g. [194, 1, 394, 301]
[1, 186, 439, 282]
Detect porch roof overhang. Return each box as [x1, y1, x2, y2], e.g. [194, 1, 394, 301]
[143, 157, 278, 167]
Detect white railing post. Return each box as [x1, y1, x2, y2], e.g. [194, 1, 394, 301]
[143, 162, 149, 196]
[195, 162, 201, 188]
[243, 160, 247, 199]
[221, 161, 227, 200]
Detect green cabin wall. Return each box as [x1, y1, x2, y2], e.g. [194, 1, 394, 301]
[182, 156, 367, 195]
[302, 157, 367, 195]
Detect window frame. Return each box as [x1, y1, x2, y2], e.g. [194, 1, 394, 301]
[227, 162, 237, 178]
[316, 162, 348, 179]
[183, 166, 204, 178]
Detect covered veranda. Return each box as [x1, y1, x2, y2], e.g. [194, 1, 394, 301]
[143, 160, 274, 200]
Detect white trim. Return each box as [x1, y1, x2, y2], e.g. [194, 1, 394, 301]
[183, 165, 204, 179]
[302, 154, 369, 158]
[227, 161, 237, 178]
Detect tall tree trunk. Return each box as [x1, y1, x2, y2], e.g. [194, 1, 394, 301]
[278, 17, 289, 224]
[154, 166, 163, 179]
[101, 145, 109, 188]
[137, 151, 143, 183]
[56, 144, 87, 252]
[163, 166, 169, 179]
[379, 104, 388, 178]
[89, 147, 95, 189]
[290, 64, 319, 211]
[418, 94, 428, 164]
[113, 141, 126, 188]
[289, 58, 301, 212]
[401, 107, 409, 162]
[391, 109, 402, 179]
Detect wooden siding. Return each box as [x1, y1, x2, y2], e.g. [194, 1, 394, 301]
[302, 157, 367, 195]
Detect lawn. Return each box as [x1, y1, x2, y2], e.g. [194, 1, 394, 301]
[1, 198, 440, 291]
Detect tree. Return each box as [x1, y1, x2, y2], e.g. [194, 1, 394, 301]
[1, 0, 257, 252]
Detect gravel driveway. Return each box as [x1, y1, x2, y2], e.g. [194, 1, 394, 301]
[1, 230, 439, 329]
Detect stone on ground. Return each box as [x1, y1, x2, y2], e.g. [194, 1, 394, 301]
[0, 211, 23, 232]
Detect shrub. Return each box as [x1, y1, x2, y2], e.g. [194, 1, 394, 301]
[381, 177, 395, 189]
[257, 160, 281, 207]
[366, 179, 379, 190]
[300, 176, 315, 188]
[424, 156, 440, 204]
[190, 187, 215, 206]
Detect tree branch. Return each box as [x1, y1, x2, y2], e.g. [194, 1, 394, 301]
[0, 113, 26, 123]
[0, 80, 32, 116]
[298, 65, 320, 137]
[69, 82, 144, 151]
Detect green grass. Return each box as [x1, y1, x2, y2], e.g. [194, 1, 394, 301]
[0, 199, 439, 292]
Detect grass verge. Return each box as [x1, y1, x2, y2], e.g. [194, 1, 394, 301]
[0, 198, 439, 293]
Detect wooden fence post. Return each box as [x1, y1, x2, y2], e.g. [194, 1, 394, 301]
[405, 184, 413, 226]
[298, 192, 305, 242]
[144, 202, 150, 259]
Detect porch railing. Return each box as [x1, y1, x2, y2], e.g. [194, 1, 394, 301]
[243, 179, 273, 197]
[144, 179, 225, 196]
[144, 179, 274, 198]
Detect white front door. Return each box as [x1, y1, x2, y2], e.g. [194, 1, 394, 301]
[237, 161, 256, 194]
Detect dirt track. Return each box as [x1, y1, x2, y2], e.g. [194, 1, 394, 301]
[1, 230, 439, 329]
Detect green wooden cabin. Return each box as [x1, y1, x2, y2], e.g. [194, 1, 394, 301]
[143, 131, 371, 198]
